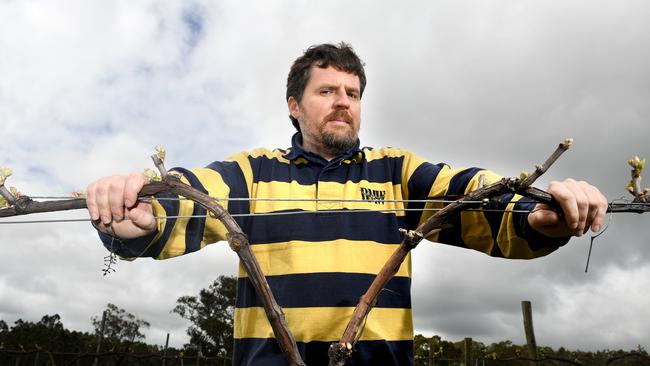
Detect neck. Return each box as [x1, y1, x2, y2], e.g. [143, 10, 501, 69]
[302, 140, 336, 161]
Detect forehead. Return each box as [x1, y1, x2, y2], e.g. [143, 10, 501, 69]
[306, 66, 360, 90]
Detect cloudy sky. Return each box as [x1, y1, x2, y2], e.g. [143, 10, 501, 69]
[1, 0, 649, 352]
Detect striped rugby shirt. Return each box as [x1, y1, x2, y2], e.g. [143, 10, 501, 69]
[102, 133, 567, 365]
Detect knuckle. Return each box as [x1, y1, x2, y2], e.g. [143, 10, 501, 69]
[577, 200, 589, 211]
[548, 180, 561, 188]
[128, 172, 144, 183]
[95, 182, 108, 195]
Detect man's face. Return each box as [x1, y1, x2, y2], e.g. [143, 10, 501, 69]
[288, 66, 361, 159]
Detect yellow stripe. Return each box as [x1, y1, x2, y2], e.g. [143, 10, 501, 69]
[234, 306, 413, 342]
[157, 193, 195, 259]
[238, 240, 411, 277]
[251, 181, 317, 212]
[419, 165, 460, 241]
[460, 170, 501, 254]
[251, 180, 405, 214]
[225, 152, 254, 194]
[232, 147, 292, 164]
[154, 169, 233, 259]
[400, 152, 428, 202]
[317, 181, 404, 213]
[363, 146, 408, 162]
[191, 168, 234, 248]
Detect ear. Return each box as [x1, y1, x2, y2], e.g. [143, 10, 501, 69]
[287, 96, 301, 120]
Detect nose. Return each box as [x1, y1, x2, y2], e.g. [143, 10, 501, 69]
[333, 87, 351, 109]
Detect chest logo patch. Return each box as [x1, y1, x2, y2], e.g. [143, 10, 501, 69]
[360, 187, 386, 204]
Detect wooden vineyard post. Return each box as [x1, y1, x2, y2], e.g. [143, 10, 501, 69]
[464, 337, 472, 366]
[93, 310, 107, 366]
[522, 301, 538, 365]
[162, 333, 170, 366]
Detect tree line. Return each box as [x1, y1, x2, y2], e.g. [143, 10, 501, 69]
[0, 275, 235, 365]
[413, 335, 649, 365]
[1, 275, 648, 365]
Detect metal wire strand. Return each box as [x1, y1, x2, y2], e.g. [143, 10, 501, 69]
[0, 207, 534, 224]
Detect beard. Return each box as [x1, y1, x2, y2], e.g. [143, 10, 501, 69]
[319, 110, 358, 156]
[321, 129, 358, 156]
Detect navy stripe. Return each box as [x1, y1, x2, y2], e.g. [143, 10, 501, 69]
[513, 197, 570, 251]
[234, 338, 413, 366]
[405, 162, 445, 230]
[446, 167, 484, 196]
[99, 229, 160, 258]
[100, 191, 179, 258]
[236, 273, 411, 309]
[172, 167, 208, 254]
[249, 155, 405, 185]
[152, 191, 181, 257]
[205, 161, 250, 229]
[247, 210, 406, 245]
[437, 167, 483, 248]
[483, 192, 516, 258]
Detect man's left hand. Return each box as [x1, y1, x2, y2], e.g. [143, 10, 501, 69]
[527, 179, 608, 238]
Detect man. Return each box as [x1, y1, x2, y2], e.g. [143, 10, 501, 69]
[87, 43, 608, 365]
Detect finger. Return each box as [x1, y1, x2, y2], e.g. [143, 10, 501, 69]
[582, 183, 608, 232]
[124, 172, 147, 207]
[86, 182, 100, 221]
[95, 180, 113, 225]
[92, 218, 114, 236]
[564, 180, 589, 236]
[108, 177, 126, 221]
[548, 180, 579, 231]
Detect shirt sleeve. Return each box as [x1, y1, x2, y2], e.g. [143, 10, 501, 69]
[401, 150, 569, 259]
[98, 151, 253, 260]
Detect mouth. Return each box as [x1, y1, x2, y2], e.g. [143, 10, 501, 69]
[325, 111, 353, 125]
[328, 118, 350, 125]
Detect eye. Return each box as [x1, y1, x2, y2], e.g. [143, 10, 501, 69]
[347, 91, 360, 100]
[320, 88, 334, 96]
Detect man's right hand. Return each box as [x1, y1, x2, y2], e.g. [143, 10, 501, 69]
[86, 172, 157, 239]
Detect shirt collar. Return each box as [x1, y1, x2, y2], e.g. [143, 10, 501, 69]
[283, 132, 364, 164]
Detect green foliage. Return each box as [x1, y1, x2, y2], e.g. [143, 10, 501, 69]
[0, 313, 96, 364]
[172, 275, 237, 357]
[92, 303, 151, 349]
[0, 166, 12, 181]
[413, 334, 650, 366]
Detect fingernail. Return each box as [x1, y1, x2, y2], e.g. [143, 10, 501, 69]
[101, 216, 110, 224]
[113, 214, 123, 221]
[125, 199, 133, 207]
[593, 224, 601, 232]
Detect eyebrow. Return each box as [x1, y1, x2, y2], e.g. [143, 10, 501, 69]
[317, 83, 360, 93]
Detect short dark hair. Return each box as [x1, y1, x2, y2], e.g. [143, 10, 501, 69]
[286, 42, 366, 132]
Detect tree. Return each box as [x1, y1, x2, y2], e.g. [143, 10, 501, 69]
[172, 275, 237, 357]
[92, 303, 150, 348]
[5, 314, 66, 350]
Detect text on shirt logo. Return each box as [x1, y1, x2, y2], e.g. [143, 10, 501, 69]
[360, 187, 386, 204]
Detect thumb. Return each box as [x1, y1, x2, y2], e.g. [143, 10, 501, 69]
[127, 205, 156, 232]
[528, 207, 561, 228]
[528, 204, 573, 237]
